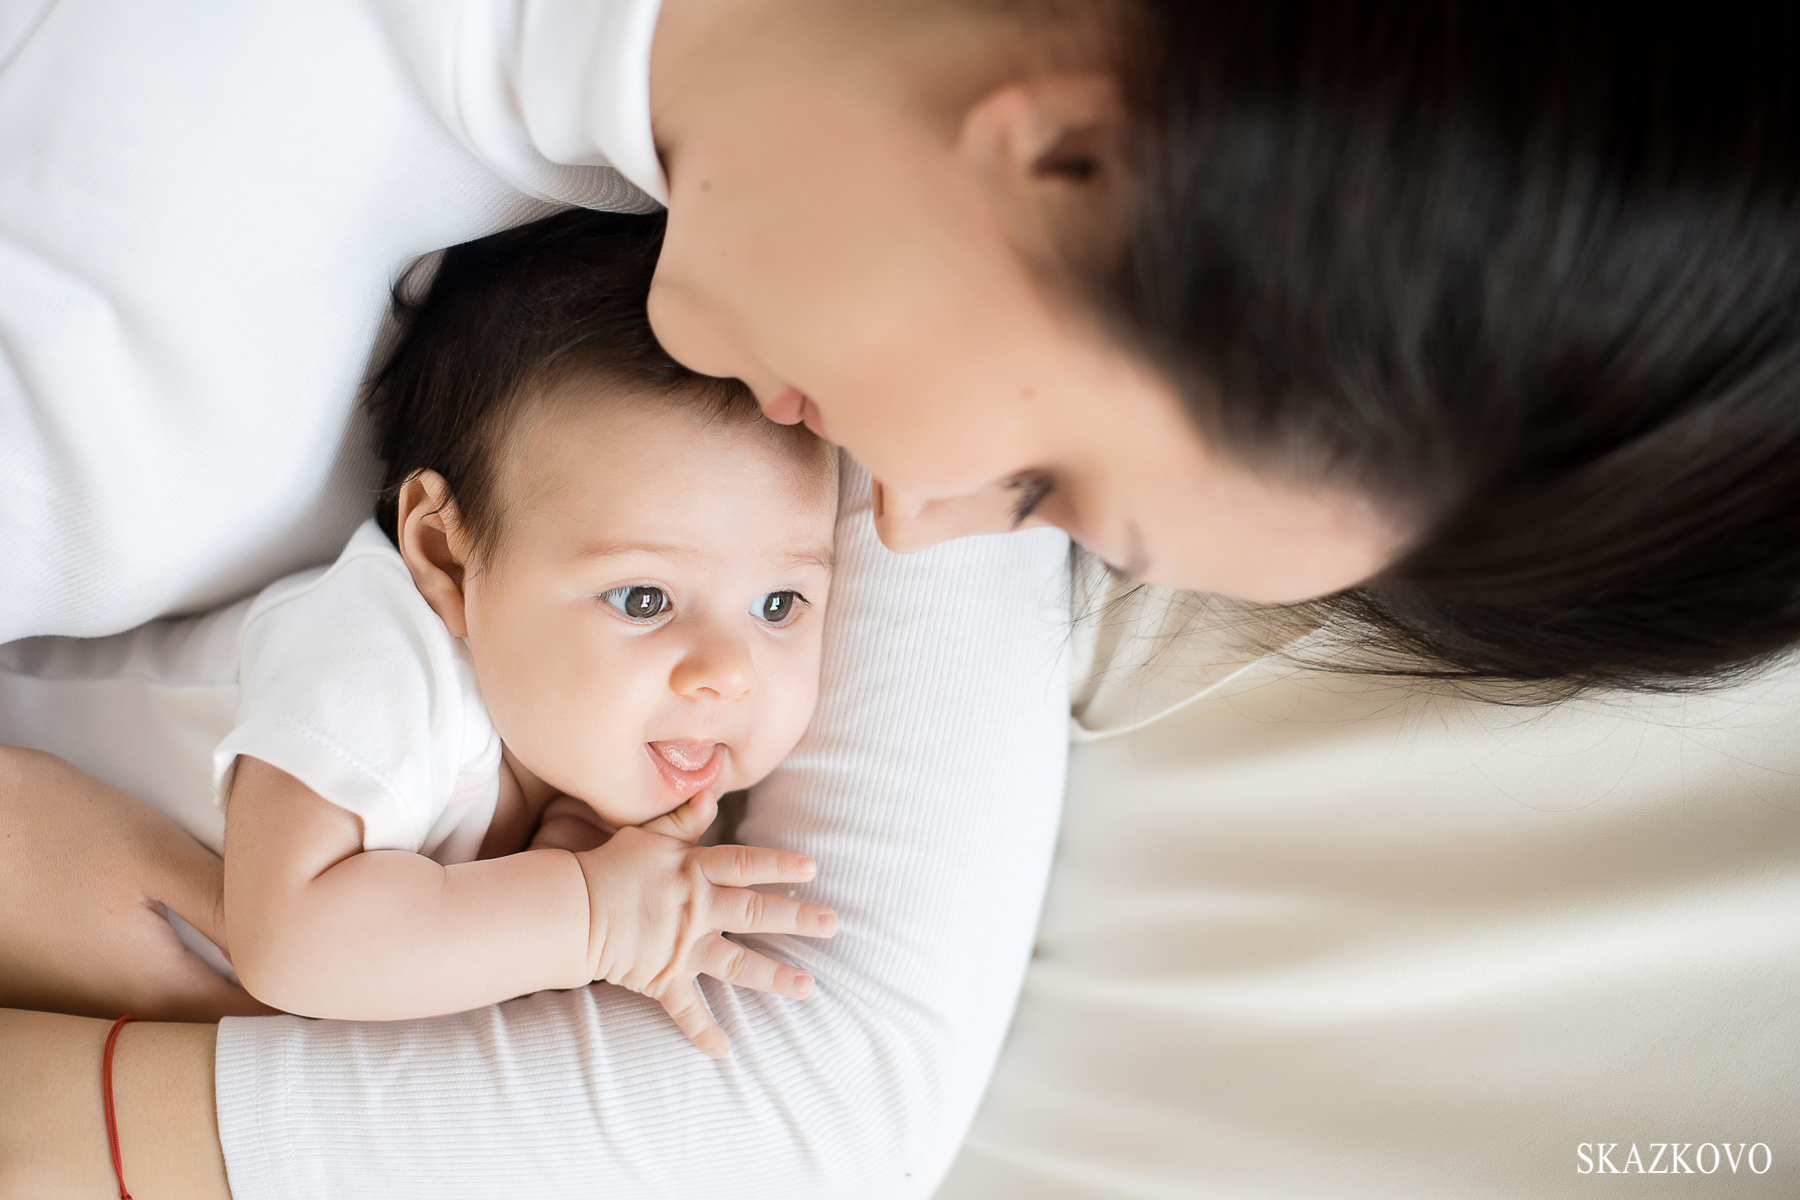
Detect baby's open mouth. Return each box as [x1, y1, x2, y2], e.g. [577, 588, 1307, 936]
[646, 740, 727, 798]
[652, 741, 717, 772]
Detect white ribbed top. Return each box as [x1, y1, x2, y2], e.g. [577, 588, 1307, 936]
[217, 463, 1072, 1198]
[4, 4, 1076, 1189]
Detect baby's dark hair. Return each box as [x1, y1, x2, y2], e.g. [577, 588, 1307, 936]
[369, 209, 787, 558]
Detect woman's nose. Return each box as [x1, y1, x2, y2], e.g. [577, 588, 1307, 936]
[871, 480, 1022, 553]
[669, 628, 755, 700]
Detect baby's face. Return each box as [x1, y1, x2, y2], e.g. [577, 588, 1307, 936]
[460, 392, 836, 828]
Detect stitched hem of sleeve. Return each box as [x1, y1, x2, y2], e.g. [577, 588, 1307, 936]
[216, 1015, 301, 1200]
[215, 715, 425, 850]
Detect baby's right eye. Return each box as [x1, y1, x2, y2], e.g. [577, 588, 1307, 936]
[599, 586, 671, 621]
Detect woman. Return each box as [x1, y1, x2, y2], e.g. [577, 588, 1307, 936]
[4, 0, 1798, 1195]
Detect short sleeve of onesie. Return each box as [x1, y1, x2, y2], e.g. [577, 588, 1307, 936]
[213, 519, 503, 863]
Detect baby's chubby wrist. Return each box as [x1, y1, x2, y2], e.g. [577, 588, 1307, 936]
[570, 839, 622, 982]
[570, 827, 683, 985]
[561, 799, 837, 1056]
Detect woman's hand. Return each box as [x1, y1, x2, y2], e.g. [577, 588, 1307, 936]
[575, 793, 838, 1058]
[0, 746, 271, 1022]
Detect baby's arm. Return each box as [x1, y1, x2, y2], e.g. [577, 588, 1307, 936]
[222, 757, 832, 1046]
[224, 757, 590, 1018]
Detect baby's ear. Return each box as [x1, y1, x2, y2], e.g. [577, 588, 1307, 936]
[396, 470, 472, 638]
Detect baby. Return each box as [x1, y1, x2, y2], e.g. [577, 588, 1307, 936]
[5, 210, 840, 1056]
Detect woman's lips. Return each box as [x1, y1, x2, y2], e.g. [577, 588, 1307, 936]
[797, 396, 830, 441]
[646, 741, 726, 797]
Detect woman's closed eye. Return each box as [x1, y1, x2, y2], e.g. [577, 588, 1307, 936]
[600, 585, 671, 621]
[1008, 472, 1056, 527]
[752, 591, 807, 627]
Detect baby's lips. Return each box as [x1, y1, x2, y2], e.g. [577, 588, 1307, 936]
[645, 740, 727, 797]
[650, 740, 717, 772]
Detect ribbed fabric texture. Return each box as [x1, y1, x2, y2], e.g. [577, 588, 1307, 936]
[216, 461, 1073, 1198]
[5, 4, 1077, 1189]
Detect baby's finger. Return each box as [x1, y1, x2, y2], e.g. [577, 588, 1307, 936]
[692, 933, 816, 999]
[639, 792, 717, 844]
[695, 843, 818, 887]
[707, 886, 839, 940]
[659, 980, 732, 1059]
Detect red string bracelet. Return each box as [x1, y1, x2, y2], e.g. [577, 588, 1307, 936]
[101, 1014, 139, 1200]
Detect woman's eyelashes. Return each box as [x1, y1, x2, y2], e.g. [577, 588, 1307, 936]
[1008, 472, 1056, 527]
[600, 585, 671, 622]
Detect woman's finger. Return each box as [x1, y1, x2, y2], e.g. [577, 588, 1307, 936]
[694, 843, 818, 887]
[690, 933, 815, 999]
[706, 886, 838, 939]
[657, 980, 731, 1060]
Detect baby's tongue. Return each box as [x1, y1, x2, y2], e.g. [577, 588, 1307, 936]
[652, 741, 718, 773]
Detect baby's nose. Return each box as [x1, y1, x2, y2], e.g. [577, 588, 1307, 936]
[669, 636, 754, 699]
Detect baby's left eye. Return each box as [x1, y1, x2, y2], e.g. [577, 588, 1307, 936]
[752, 591, 806, 627]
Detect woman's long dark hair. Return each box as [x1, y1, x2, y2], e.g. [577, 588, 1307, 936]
[1112, 1, 1800, 692]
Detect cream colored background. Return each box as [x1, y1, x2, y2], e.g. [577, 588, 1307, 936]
[940, 582, 1800, 1198]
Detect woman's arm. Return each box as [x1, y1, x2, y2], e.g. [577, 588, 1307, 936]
[0, 746, 268, 1023]
[210, 462, 1071, 1199]
[0, 1010, 228, 1200]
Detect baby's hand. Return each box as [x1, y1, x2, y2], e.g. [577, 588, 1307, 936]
[573, 793, 837, 1058]
[528, 794, 614, 853]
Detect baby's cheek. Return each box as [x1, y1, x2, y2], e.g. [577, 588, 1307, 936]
[509, 678, 599, 783]
[793, 650, 826, 733]
[471, 656, 538, 752]
[768, 674, 825, 766]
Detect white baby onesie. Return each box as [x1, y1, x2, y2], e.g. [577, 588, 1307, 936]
[0, 519, 503, 866]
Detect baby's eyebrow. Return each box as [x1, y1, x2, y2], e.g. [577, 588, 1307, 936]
[783, 545, 835, 572]
[575, 539, 834, 571]
[576, 539, 707, 562]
